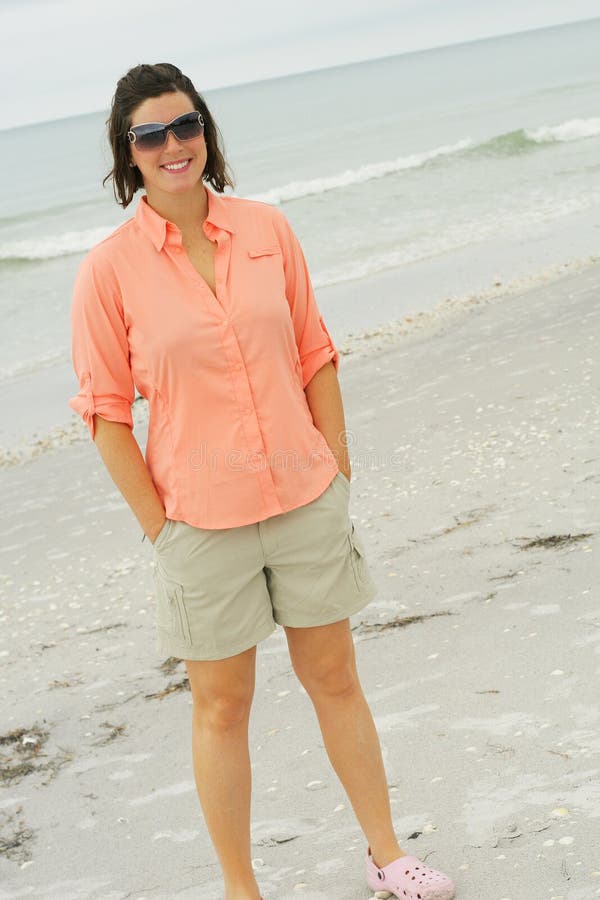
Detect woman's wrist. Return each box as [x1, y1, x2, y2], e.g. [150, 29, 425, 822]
[147, 515, 168, 544]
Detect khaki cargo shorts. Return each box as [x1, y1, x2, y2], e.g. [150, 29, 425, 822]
[148, 471, 378, 661]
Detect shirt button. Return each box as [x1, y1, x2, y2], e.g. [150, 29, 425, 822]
[234, 363, 242, 371]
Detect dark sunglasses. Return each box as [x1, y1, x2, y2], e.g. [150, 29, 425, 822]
[127, 111, 205, 151]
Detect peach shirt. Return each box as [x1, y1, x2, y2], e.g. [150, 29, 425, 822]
[68, 188, 341, 529]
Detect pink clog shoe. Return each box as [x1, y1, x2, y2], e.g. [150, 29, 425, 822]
[366, 846, 455, 899]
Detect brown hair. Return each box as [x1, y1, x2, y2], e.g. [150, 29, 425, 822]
[103, 62, 235, 208]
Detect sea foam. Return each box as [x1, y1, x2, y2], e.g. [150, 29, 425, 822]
[526, 117, 600, 143]
[248, 139, 473, 205]
[1, 116, 598, 264]
[0, 226, 113, 262]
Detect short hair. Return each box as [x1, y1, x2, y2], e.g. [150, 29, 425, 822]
[103, 62, 235, 208]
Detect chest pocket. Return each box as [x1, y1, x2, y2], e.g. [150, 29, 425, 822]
[245, 245, 287, 310]
[247, 247, 282, 258]
[244, 245, 295, 369]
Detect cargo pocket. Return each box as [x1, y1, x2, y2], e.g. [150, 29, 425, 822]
[348, 521, 368, 590]
[153, 568, 192, 645]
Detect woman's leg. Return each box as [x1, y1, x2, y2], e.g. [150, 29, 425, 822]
[284, 618, 405, 869]
[185, 646, 261, 900]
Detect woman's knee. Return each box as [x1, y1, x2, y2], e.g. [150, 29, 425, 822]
[195, 691, 254, 730]
[185, 648, 256, 729]
[287, 621, 361, 700]
[295, 654, 360, 700]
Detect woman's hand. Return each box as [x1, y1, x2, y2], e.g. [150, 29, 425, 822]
[91, 417, 169, 544]
[148, 516, 168, 544]
[303, 362, 351, 484]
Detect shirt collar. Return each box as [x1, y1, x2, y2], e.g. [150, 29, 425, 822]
[135, 186, 235, 252]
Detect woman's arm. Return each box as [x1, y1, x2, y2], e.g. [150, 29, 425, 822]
[92, 415, 166, 543]
[304, 361, 351, 481]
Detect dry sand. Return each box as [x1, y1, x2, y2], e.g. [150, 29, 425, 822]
[0, 264, 599, 899]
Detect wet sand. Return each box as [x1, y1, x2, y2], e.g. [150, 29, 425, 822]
[0, 264, 599, 899]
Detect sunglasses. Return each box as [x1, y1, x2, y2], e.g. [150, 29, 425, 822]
[127, 111, 205, 151]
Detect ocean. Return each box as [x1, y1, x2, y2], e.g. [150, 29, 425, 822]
[1, 17, 599, 458]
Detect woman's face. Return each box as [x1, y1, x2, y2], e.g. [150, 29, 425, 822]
[128, 90, 207, 202]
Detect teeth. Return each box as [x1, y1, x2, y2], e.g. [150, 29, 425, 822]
[163, 159, 190, 170]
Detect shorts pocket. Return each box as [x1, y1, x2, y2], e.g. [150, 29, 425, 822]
[153, 568, 192, 645]
[348, 521, 368, 590]
[152, 517, 172, 552]
[336, 470, 351, 491]
[333, 470, 351, 505]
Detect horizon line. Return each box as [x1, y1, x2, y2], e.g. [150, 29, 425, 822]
[3, 14, 598, 134]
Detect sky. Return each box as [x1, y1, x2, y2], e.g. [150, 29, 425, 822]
[1, 0, 599, 130]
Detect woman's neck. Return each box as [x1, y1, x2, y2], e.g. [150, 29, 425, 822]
[145, 182, 209, 235]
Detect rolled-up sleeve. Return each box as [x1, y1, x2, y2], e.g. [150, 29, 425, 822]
[274, 209, 339, 389]
[68, 253, 134, 441]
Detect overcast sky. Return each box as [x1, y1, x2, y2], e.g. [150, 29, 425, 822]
[1, 0, 598, 130]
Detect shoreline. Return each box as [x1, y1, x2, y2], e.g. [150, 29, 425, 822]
[1, 250, 599, 469]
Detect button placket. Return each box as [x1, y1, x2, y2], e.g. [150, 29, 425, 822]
[213, 230, 231, 318]
[209, 227, 275, 503]
[169, 228, 230, 321]
[220, 322, 263, 447]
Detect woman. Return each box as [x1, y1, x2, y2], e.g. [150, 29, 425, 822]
[68, 63, 455, 900]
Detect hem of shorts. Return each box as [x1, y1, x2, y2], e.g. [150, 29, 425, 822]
[274, 580, 378, 629]
[155, 621, 277, 661]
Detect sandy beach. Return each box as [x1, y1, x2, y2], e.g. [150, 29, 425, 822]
[1, 262, 599, 900]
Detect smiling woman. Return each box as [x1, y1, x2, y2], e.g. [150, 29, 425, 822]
[127, 92, 209, 206]
[66, 60, 454, 900]
[102, 62, 234, 208]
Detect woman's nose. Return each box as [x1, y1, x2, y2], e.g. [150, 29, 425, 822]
[164, 129, 183, 150]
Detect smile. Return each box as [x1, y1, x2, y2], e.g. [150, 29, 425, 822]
[161, 158, 192, 172]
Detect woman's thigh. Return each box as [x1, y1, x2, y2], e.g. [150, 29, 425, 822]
[152, 518, 275, 661]
[262, 471, 378, 629]
[284, 618, 360, 696]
